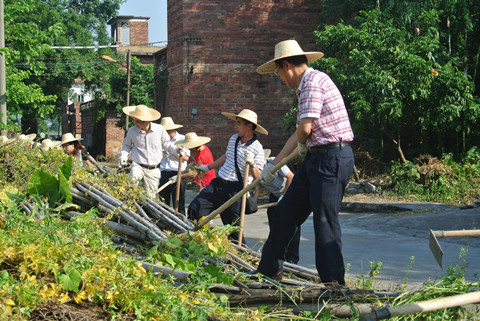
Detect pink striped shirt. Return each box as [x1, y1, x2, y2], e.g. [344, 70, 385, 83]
[296, 68, 354, 147]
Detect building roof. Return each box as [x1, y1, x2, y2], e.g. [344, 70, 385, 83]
[107, 15, 150, 25]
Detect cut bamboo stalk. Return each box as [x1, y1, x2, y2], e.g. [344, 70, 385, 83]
[226, 251, 256, 271]
[144, 198, 193, 231]
[143, 202, 188, 233]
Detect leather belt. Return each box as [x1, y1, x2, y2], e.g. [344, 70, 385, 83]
[308, 141, 351, 154]
[219, 178, 241, 185]
[138, 163, 159, 170]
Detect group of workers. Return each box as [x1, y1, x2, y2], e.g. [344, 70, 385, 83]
[0, 131, 94, 166]
[1, 39, 354, 286]
[118, 39, 355, 286]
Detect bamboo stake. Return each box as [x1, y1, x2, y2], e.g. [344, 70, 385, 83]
[174, 155, 183, 212]
[196, 151, 300, 229]
[238, 162, 250, 245]
[142, 201, 188, 233]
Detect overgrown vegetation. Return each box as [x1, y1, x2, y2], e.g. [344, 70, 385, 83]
[1, 128, 480, 320]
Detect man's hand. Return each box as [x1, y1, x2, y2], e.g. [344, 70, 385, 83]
[195, 164, 210, 173]
[297, 139, 308, 157]
[245, 150, 254, 166]
[118, 158, 128, 168]
[168, 175, 178, 184]
[260, 161, 276, 183]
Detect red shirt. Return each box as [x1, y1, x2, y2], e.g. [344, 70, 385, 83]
[194, 145, 216, 189]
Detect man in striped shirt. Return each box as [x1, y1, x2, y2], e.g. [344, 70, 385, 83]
[254, 40, 355, 284]
[189, 109, 267, 244]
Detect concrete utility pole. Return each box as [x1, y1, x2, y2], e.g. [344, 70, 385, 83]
[0, 0, 7, 135]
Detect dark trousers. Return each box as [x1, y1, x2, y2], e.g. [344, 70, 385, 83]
[258, 146, 354, 285]
[159, 170, 186, 214]
[267, 193, 301, 264]
[188, 178, 246, 245]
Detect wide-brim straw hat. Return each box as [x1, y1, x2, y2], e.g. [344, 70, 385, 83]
[61, 133, 81, 145]
[41, 139, 62, 151]
[175, 132, 211, 149]
[161, 117, 183, 130]
[221, 108, 268, 135]
[18, 133, 37, 142]
[122, 104, 161, 121]
[257, 39, 324, 74]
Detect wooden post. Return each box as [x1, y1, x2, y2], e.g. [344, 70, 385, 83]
[238, 163, 250, 245]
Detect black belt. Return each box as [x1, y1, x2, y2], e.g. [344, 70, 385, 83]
[308, 141, 351, 154]
[138, 163, 159, 170]
[218, 178, 241, 185]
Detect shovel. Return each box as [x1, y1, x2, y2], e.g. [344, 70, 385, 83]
[359, 291, 480, 320]
[195, 150, 300, 230]
[429, 229, 480, 268]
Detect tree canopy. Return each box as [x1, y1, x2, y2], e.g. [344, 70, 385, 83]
[1, 0, 157, 134]
[307, 0, 480, 162]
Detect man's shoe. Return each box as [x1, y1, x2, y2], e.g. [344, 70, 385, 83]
[246, 269, 283, 282]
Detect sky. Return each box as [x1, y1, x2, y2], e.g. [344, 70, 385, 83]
[118, 0, 168, 45]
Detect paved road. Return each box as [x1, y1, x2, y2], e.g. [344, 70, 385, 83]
[185, 190, 480, 290]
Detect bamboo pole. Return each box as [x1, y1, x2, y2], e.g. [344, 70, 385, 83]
[196, 151, 300, 229]
[238, 162, 250, 245]
[174, 155, 183, 212]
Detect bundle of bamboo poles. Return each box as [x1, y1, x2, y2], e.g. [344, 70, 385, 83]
[18, 180, 406, 316]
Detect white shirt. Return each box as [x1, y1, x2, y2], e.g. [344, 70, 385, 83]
[217, 134, 265, 184]
[159, 132, 190, 171]
[120, 122, 177, 166]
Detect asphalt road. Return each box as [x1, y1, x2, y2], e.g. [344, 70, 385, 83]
[185, 189, 480, 291]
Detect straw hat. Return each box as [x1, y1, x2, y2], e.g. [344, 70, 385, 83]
[18, 133, 37, 142]
[122, 105, 161, 121]
[221, 109, 268, 135]
[160, 117, 183, 130]
[257, 39, 324, 74]
[41, 139, 62, 151]
[61, 133, 81, 145]
[174, 132, 211, 149]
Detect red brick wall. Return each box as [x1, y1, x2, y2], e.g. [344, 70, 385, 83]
[105, 111, 125, 158]
[130, 20, 149, 45]
[165, 0, 321, 158]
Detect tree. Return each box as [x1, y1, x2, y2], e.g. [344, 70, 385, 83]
[313, 10, 479, 162]
[3, 0, 124, 133]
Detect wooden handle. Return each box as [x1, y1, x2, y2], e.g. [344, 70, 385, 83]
[238, 163, 250, 245]
[174, 155, 183, 211]
[195, 150, 300, 230]
[381, 291, 480, 318]
[432, 230, 480, 239]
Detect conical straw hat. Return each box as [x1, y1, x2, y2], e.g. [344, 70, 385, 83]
[174, 132, 211, 149]
[221, 109, 268, 135]
[257, 39, 324, 74]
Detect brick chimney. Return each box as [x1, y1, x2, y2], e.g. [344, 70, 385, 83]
[108, 15, 150, 45]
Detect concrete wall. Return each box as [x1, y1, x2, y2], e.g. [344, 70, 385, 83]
[165, 0, 321, 158]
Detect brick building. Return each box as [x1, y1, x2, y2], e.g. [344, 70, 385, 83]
[163, 0, 322, 158]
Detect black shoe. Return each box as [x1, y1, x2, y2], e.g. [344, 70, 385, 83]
[246, 269, 283, 282]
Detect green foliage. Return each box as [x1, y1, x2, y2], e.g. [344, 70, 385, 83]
[388, 153, 480, 204]
[4, 0, 124, 132]
[313, 9, 480, 161]
[28, 156, 73, 206]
